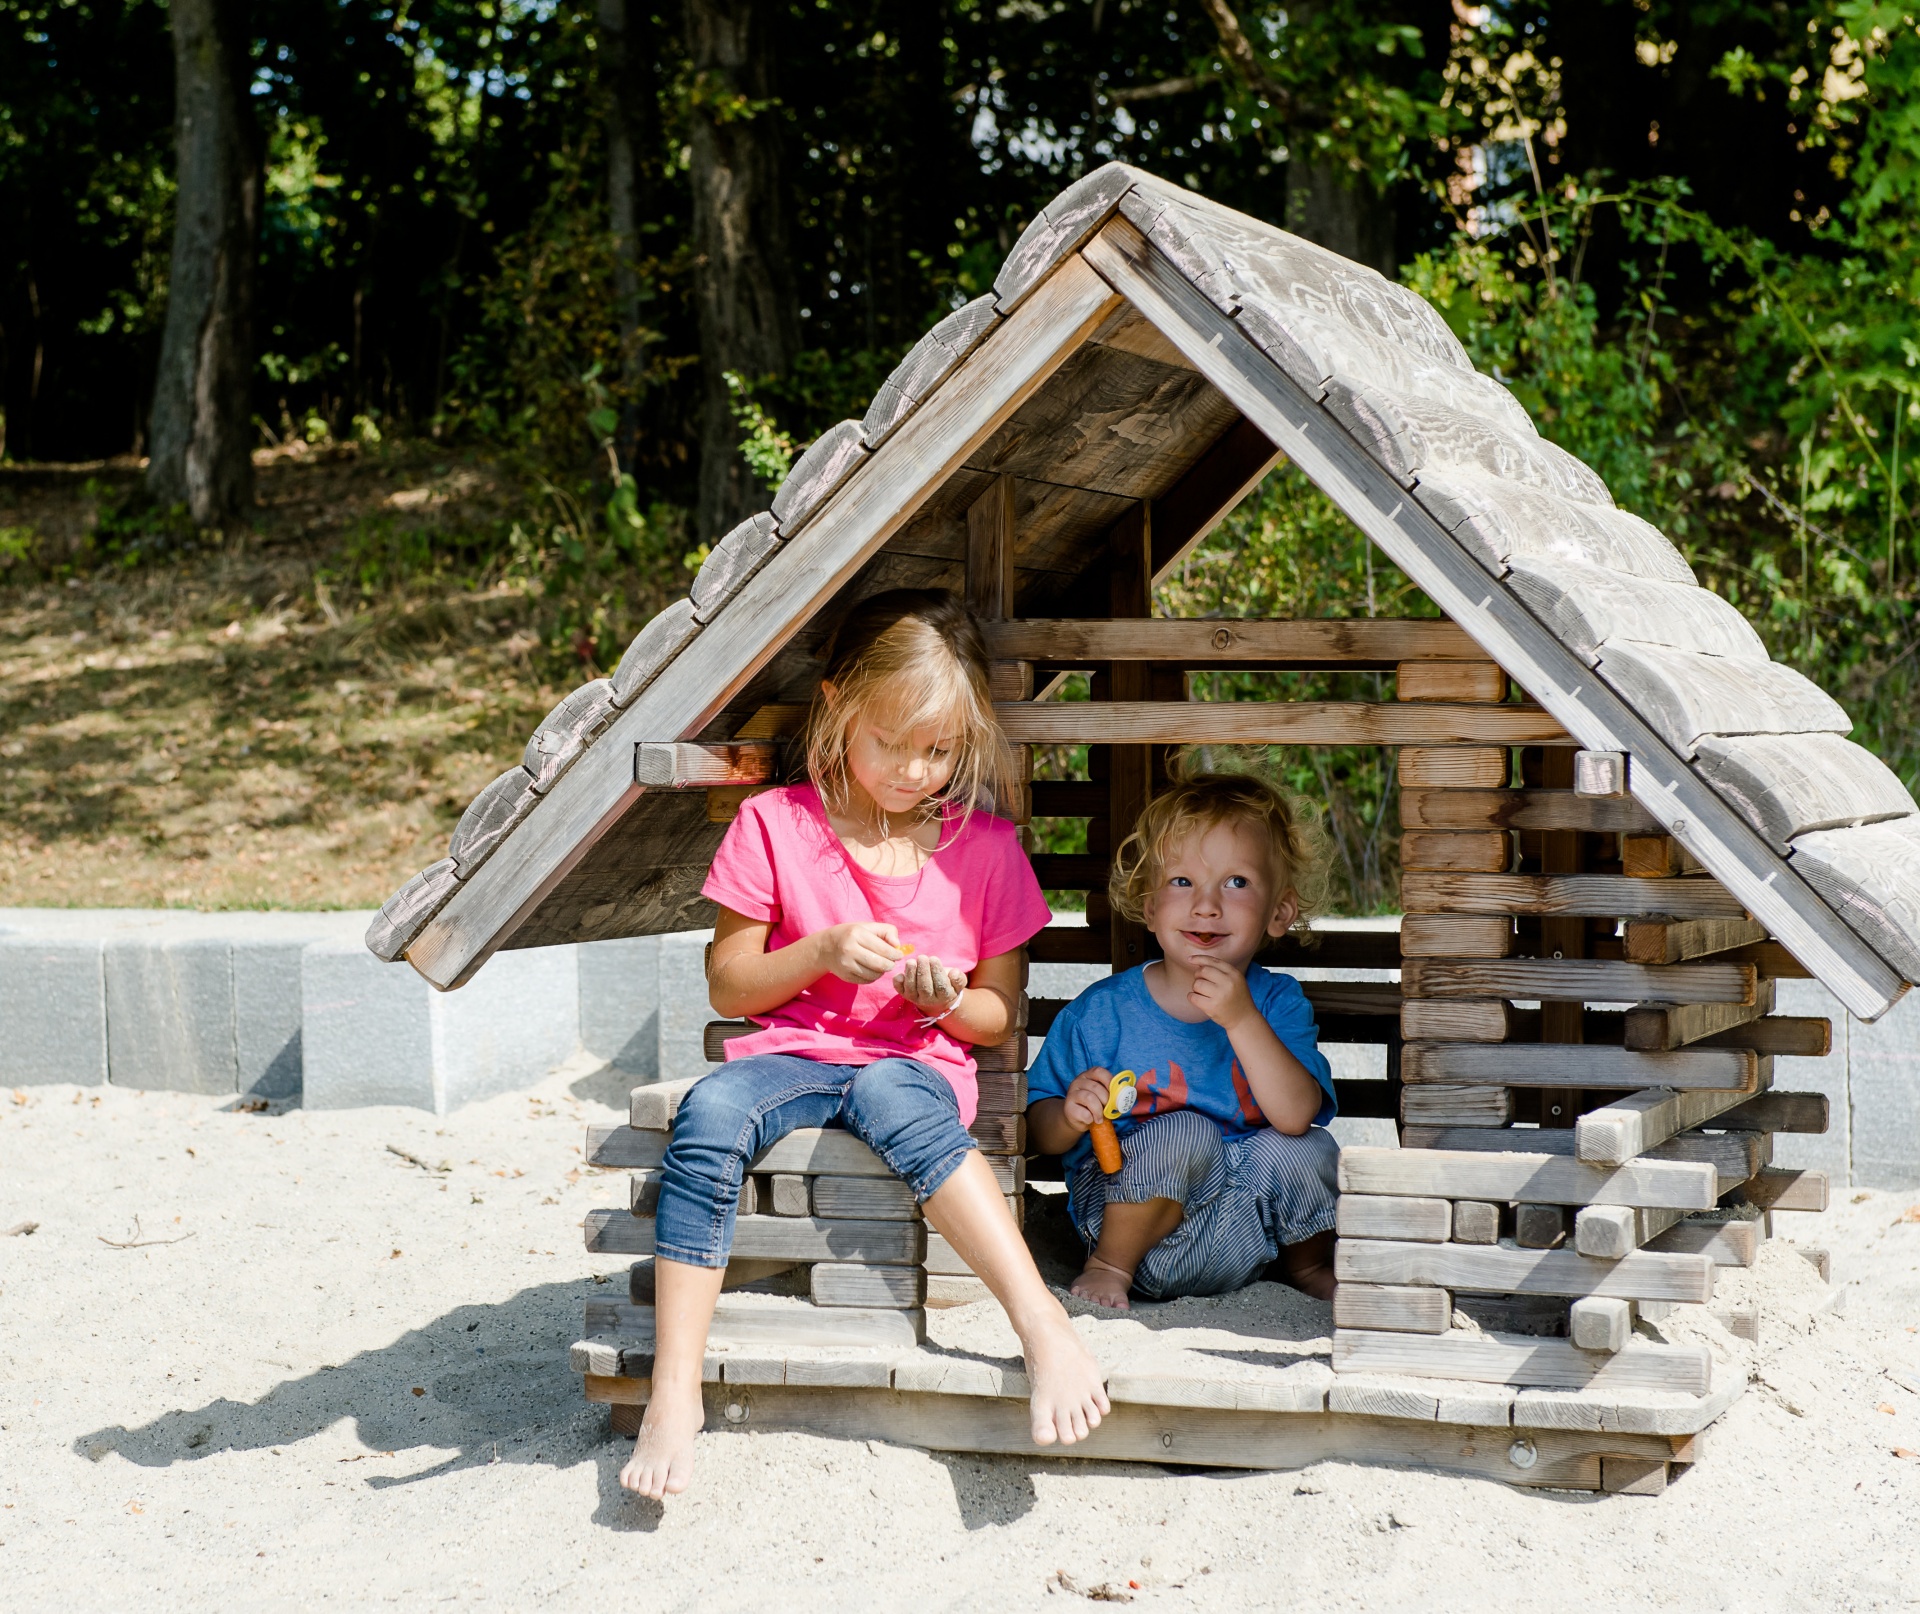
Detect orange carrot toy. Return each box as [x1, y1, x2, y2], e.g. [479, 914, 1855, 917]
[1089, 1070, 1138, 1174]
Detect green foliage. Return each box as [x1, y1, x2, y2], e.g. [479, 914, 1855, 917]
[725, 372, 796, 492]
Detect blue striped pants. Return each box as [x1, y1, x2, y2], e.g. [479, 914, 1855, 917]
[1065, 1109, 1339, 1301]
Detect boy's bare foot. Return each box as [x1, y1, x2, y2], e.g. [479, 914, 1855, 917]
[1019, 1309, 1111, 1447]
[618, 1378, 704, 1499]
[1281, 1230, 1337, 1301]
[1068, 1254, 1135, 1310]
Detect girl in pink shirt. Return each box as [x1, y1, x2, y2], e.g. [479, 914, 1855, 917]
[621, 589, 1109, 1500]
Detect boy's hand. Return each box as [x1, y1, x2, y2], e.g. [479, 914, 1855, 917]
[1060, 1068, 1114, 1135]
[892, 953, 965, 1013]
[1188, 959, 1257, 1031]
[817, 922, 907, 985]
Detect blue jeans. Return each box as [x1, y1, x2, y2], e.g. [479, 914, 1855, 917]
[653, 1053, 978, 1269]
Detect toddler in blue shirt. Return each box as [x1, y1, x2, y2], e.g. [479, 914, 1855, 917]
[1027, 772, 1339, 1308]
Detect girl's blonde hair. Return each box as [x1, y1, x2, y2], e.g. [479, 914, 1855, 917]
[803, 589, 1015, 826]
[1109, 768, 1330, 934]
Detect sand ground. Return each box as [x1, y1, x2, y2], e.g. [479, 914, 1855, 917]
[5, 1063, 1920, 1613]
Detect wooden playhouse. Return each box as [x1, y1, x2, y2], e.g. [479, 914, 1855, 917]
[368, 164, 1920, 1493]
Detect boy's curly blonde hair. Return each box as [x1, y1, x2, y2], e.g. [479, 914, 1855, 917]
[1109, 769, 1330, 935]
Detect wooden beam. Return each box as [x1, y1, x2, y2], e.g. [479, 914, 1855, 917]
[1078, 213, 1906, 1018]
[1625, 981, 1776, 1051]
[407, 254, 1124, 988]
[1337, 1145, 1719, 1211]
[1401, 957, 1757, 1006]
[997, 702, 1570, 746]
[1402, 873, 1747, 920]
[1333, 1239, 1715, 1303]
[1401, 914, 1514, 958]
[1401, 789, 1660, 834]
[633, 741, 778, 788]
[984, 617, 1479, 664]
[1395, 661, 1508, 702]
[1397, 1126, 1768, 1188]
[1401, 1041, 1762, 1093]
[964, 474, 1017, 620]
[1401, 831, 1512, 873]
[1728, 1166, 1828, 1212]
[1149, 415, 1285, 580]
[1335, 1195, 1453, 1242]
[1622, 917, 1769, 966]
[1332, 1284, 1453, 1332]
[585, 1210, 927, 1264]
[1332, 1327, 1710, 1393]
[1575, 1083, 1771, 1166]
[1698, 1016, 1831, 1056]
[583, 1381, 1658, 1487]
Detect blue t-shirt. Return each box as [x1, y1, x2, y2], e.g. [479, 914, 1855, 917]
[1028, 964, 1337, 1171]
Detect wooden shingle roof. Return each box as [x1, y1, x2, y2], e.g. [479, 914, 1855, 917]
[368, 163, 1920, 1020]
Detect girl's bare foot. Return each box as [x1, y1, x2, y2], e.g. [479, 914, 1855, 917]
[618, 1378, 704, 1499]
[1068, 1255, 1135, 1310]
[1019, 1308, 1111, 1447]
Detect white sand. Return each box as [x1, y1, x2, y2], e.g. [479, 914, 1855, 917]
[6, 1065, 1920, 1612]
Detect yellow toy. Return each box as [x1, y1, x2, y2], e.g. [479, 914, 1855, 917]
[1089, 1069, 1138, 1174]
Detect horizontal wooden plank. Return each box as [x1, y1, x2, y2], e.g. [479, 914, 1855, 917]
[1575, 1084, 1768, 1166]
[1719, 1090, 1827, 1134]
[1399, 748, 1511, 789]
[583, 1297, 925, 1349]
[1395, 660, 1509, 702]
[636, 1379, 1643, 1485]
[1401, 831, 1512, 873]
[1402, 957, 1756, 1006]
[1400, 789, 1660, 834]
[584, 1124, 1019, 1191]
[1332, 1284, 1452, 1333]
[1621, 917, 1768, 967]
[997, 701, 1570, 747]
[1698, 1016, 1831, 1057]
[1729, 1165, 1829, 1212]
[1400, 914, 1514, 959]
[1337, 1145, 1718, 1211]
[983, 617, 1480, 663]
[1396, 1127, 1769, 1189]
[1402, 873, 1747, 920]
[811, 1263, 929, 1308]
[811, 1175, 919, 1221]
[1400, 1085, 1514, 1127]
[584, 1209, 927, 1264]
[1334, 1239, 1715, 1303]
[1644, 1218, 1759, 1267]
[1400, 999, 1516, 1043]
[633, 741, 778, 788]
[1335, 1195, 1452, 1243]
[1401, 1042, 1761, 1093]
[1332, 1328, 1712, 1394]
[1624, 980, 1776, 1051]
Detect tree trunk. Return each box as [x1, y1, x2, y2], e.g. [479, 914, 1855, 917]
[682, 0, 799, 539]
[597, 0, 655, 476]
[1284, 155, 1396, 277]
[147, 0, 259, 527]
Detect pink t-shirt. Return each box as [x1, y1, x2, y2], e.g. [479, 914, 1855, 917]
[701, 783, 1050, 1125]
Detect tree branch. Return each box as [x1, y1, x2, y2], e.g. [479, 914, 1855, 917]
[1195, 0, 1295, 117]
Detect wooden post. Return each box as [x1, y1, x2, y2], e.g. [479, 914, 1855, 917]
[967, 473, 1028, 824]
[1106, 502, 1154, 973]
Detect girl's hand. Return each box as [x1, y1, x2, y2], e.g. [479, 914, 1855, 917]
[892, 952, 966, 1014]
[1189, 960, 1257, 1031]
[1061, 1068, 1113, 1135]
[817, 922, 907, 985]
